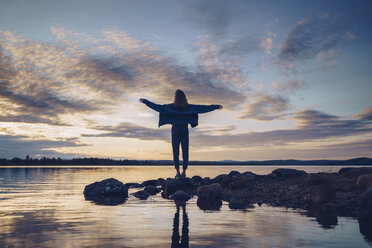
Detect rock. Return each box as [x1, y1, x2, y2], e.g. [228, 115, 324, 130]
[358, 187, 372, 223]
[312, 185, 336, 204]
[203, 177, 211, 184]
[141, 179, 157, 187]
[227, 176, 250, 190]
[125, 183, 142, 188]
[304, 173, 333, 185]
[197, 198, 222, 211]
[229, 170, 240, 177]
[221, 176, 235, 188]
[210, 174, 229, 184]
[196, 183, 222, 200]
[131, 190, 150, 200]
[265, 173, 278, 179]
[272, 168, 307, 178]
[191, 175, 205, 187]
[357, 174, 372, 188]
[241, 171, 256, 181]
[228, 198, 252, 210]
[162, 178, 194, 198]
[156, 178, 165, 186]
[339, 167, 372, 176]
[144, 185, 160, 195]
[83, 178, 128, 205]
[170, 190, 191, 201]
[313, 203, 338, 228]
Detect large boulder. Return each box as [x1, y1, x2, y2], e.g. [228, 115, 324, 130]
[162, 178, 194, 198]
[228, 198, 251, 210]
[313, 203, 338, 228]
[196, 183, 222, 200]
[358, 187, 372, 243]
[272, 168, 307, 178]
[312, 184, 336, 205]
[83, 178, 128, 205]
[357, 174, 372, 188]
[197, 198, 222, 211]
[131, 190, 150, 200]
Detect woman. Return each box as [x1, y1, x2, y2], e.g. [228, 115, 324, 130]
[140, 89, 222, 178]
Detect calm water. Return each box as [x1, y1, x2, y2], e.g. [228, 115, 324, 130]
[0, 166, 370, 248]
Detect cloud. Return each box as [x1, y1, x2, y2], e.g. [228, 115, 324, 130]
[238, 92, 290, 120]
[83, 108, 372, 149]
[0, 135, 87, 158]
[356, 107, 372, 121]
[279, 15, 352, 62]
[82, 122, 169, 140]
[0, 28, 248, 127]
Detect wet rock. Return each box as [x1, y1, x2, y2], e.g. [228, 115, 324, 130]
[197, 183, 222, 200]
[197, 198, 222, 211]
[141, 179, 157, 187]
[162, 178, 194, 198]
[125, 183, 142, 188]
[144, 185, 160, 195]
[229, 170, 241, 177]
[312, 184, 336, 204]
[221, 176, 235, 188]
[156, 178, 165, 186]
[170, 190, 191, 201]
[357, 174, 372, 188]
[83, 178, 128, 205]
[228, 198, 251, 210]
[272, 168, 307, 178]
[131, 190, 150, 200]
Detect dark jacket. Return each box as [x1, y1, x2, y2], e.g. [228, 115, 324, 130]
[142, 99, 219, 128]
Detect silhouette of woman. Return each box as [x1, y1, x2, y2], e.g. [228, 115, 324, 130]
[140, 89, 222, 178]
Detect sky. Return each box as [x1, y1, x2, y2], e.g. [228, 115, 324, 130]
[0, 0, 371, 161]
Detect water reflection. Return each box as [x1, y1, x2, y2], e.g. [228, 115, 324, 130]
[172, 202, 189, 248]
[0, 166, 371, 248]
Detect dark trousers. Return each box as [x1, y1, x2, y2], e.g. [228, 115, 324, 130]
[171, 124, 189, 170]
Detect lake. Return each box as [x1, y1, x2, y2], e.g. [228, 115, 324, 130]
[0, 166, 371, 247]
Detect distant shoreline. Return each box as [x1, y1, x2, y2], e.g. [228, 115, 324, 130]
[0, 157, 371, 166]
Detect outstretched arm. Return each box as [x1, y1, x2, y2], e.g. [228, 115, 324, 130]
[191, 104, 223, 114]
[139, 98, 165, 113]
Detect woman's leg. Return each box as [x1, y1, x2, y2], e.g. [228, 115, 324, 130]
[171, 128, 181, 176]
[180, 134, 189, 171]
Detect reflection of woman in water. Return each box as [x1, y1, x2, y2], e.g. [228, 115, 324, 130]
[172, 203, 189, 248]
[140, 89, 222, 178]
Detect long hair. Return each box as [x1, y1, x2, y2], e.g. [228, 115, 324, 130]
[173, 89, 188, 110]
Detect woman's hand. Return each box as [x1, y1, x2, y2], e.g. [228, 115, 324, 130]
[139, 98, 145, 103]
[218, 105, 223, 109]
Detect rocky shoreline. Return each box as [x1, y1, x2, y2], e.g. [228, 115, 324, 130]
[83, 167, 372, 242]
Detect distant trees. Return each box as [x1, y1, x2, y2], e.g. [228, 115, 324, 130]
[0, 157, 155, 166]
